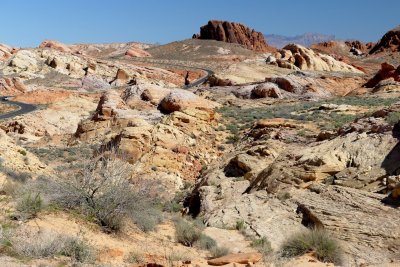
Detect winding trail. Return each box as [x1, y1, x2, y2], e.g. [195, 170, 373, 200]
[0, 63, 213, 120]
[0, 97, 37, 120]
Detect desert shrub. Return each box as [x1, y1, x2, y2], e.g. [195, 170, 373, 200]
[210, 246, 230, 258]
[386, 111, 400, 125]
[277, 191, 291, 201]
[280, 228, 342, 264]
[126, 251, 145, 264]
[218, 97, 398, 133]
[2, 167, 31, 183]
[163, 200, 183, 213]
[166, 251, 192, 265]
[4, 227, 93, 262]
[251, 236, 272, 257]
[15, 191, 43, 220]
[45, 154, 162, 232]
[131, 205, 163, 232]
[175, 218, 202, 247]
[17, 149, 26, 156]
[235, 220, 246, 231]
[61, 236, 94, 263]
[196, 234, 217, 250]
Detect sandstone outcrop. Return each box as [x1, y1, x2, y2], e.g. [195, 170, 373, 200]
[369, 26, 400, 54]
[0, 129, 50, 179]
[0, 44, 16, 61]
[6, 50, 40, 74]
[207, 252, 262, 266]
[159, 90, 219, 113]
[345, 40, 374, 54]
[125, 46, 151, 57]
[270, 44, 364, 73]
[39, 40, 72, 53]
[364, 62, 400, 88]
[251, 83, 282, 98]
[193, 20, 274, 52]
[0, 77, 27, 95]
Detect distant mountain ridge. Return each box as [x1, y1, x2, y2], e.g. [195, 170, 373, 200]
[264, 33, 336, 48]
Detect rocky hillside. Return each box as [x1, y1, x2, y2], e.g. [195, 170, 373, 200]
[0, 23, 400, 267]
[193, 20, 274, 52]
[369, 26, 400, 54]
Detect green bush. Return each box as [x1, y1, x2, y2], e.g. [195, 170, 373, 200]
[210, 246, 230, 258]
[61, 236, 93, 263]
[4, 227, 93, 262]
[217, 96, 398, 133]
[18, 150, 27, 156]
[45, 154, 162, 233]
[126, 251, 145, 264]
[386, 111, 400, 125]
[131, 206, 163, 232]
[196, 234, 217, 250]
[175, 219, 202, 247]
[280, 228, 342, 264]
[15, 192, 43, 220]
[251, 236, 272, 257]
[2, 167, 31, 183]
[235, 220, 246, 231]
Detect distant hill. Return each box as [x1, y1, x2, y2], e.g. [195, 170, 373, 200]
[264, 33, 336, 48]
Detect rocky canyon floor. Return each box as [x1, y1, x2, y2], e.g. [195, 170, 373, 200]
[0, 24, 400, 267]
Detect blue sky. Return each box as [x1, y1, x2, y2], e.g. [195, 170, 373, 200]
[0, 0, 399, 47]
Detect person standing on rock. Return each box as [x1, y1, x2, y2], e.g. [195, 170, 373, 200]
[184, 71, 190, 86]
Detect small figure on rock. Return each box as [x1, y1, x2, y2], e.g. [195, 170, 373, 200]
[184, 71, 190, 86]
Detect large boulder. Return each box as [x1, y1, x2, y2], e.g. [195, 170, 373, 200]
[159, 89, 219, 113]
[91, 90, 129, 121]
[81, 75, 111, 91]
[270, 44, 364, 73]
[193, 20, 274, 52]
[251, 83, 282, 98]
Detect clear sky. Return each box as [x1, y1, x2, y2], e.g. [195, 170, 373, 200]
[0, 0, 399, 47]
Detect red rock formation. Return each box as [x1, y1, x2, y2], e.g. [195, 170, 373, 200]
[364, 62, 400, 88]
[125, 46, 151, 57]
[39, 40, 72, 53]
[369, 26, 400, 54]
[345, 40, 374, 53]
[0, 44, 16, 61]
[193, 20, 274, 52]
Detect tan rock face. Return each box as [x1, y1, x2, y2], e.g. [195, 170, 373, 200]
[7, 50, 40, 74]
[0, 130, 51, 178]
[92, 90, 131, 121]
[270, 44, 364, 73]
[251, 83, 282, 98]
[194, 20, 274, 52]
[75, 89, 223, 192]
[2, 95, 97, 140]
[159, 90, 219, 114]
